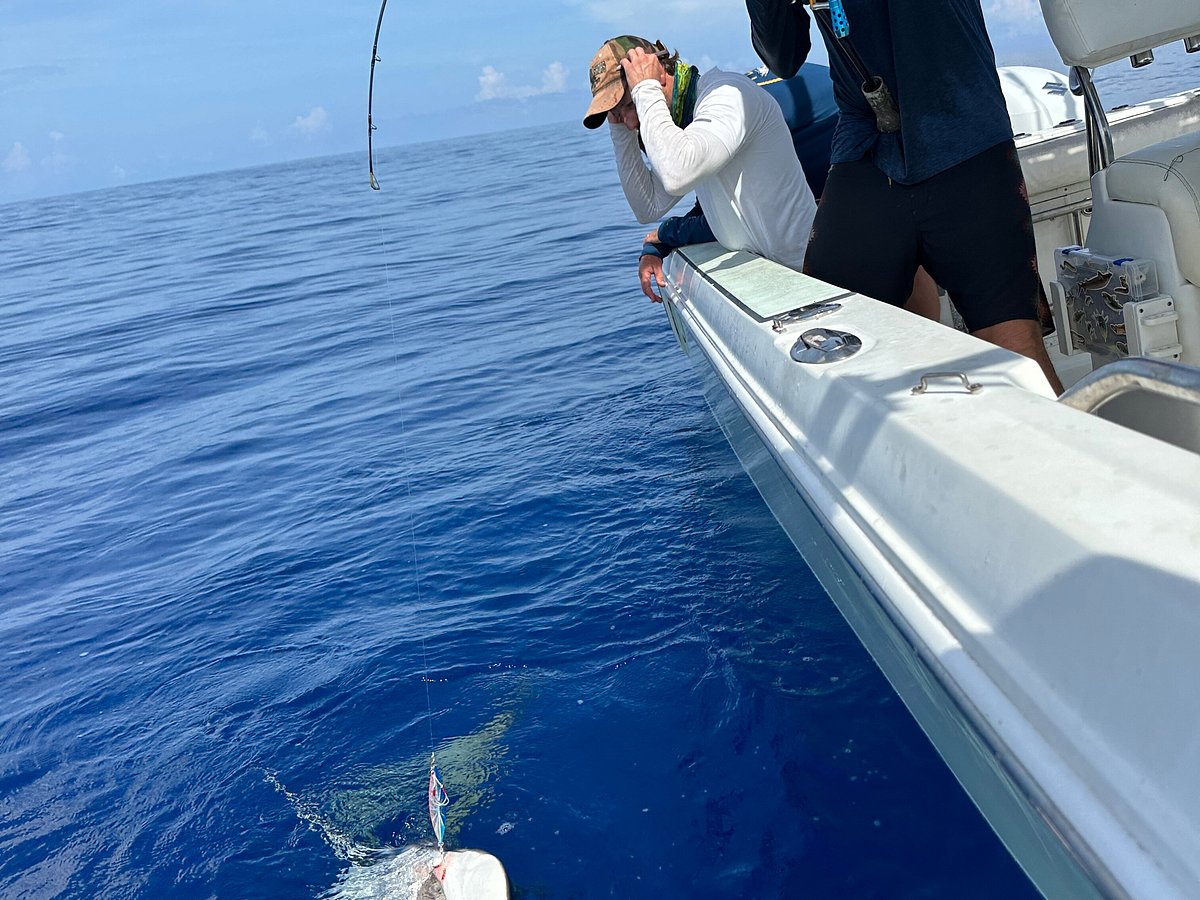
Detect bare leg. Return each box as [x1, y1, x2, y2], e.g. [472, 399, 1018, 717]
[973, 318, 1064, 395]
[904, 266, 941, 321]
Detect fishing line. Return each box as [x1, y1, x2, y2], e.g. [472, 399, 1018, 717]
[371, 170, 447, 836]
[366, 1, 451, 858]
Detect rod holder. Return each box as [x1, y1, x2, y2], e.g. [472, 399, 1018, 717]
[862, 77, 900, 134]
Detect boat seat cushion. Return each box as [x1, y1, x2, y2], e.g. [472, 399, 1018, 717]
[1038, 0, 1200, 68]
[1105, 132, 1200, 288]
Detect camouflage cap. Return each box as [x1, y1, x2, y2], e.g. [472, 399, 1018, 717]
[583, 35, 666, 129]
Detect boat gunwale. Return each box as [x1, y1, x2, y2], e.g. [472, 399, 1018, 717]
[664, 245, 1193, 899]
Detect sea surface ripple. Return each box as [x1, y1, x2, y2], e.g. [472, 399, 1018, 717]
[0, 112, 1106, 897]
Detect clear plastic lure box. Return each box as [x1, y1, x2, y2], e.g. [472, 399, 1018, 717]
[1053, 246, 1160, 361]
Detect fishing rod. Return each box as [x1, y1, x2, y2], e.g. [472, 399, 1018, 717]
[808, 0, 900, 134]
[368, 0, 389, 190]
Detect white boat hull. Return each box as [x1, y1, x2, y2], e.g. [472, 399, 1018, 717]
[662, 242, 1200, 899]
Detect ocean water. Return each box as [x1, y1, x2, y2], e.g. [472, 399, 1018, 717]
[2, 55, 1196, 898]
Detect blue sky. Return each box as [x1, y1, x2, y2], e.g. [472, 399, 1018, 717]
[0, 0, 1140, 203]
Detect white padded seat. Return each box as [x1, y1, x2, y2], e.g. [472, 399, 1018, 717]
[1038, 0, 1200, 68]
[1105, 132, 1200, 287]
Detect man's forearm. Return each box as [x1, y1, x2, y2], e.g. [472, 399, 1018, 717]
[610, 121, 682, 223]
[640, 240, 671, 261]
[746, 0, 812, 78]
[657, 212, 716, 249]
[642, 208, 716, 261]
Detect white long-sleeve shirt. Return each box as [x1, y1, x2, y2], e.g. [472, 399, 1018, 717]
[610, 68, 817, 272]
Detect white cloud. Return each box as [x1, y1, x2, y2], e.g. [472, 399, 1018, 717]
[985, 0, 1042, 27]
[476, 66, 508, 101]
[41, 148, 72, 172]
[111, 164, 127, 181]
[291, 106, 329, 136]
[49, 130, 64, 142]
[250, 124, 271, 145]
[3, 142, 30, 172]
[476, 62, 570, 102]
[541, 61, 568, 94]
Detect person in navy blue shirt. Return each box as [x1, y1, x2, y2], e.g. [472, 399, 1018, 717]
[746, 0, 1062, 392]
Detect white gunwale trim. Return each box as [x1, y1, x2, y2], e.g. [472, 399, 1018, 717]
[663, 269, 1185, 899]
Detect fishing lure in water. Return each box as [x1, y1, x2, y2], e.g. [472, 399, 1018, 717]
[428, 754, 449, 853]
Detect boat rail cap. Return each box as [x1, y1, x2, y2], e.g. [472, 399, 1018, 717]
[1058, 356, 1200, 414]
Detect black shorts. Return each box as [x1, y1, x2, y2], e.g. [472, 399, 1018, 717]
[803, 140, 1039, 332]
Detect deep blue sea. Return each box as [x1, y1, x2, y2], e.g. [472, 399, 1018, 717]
[2, 52, 1196, 897]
